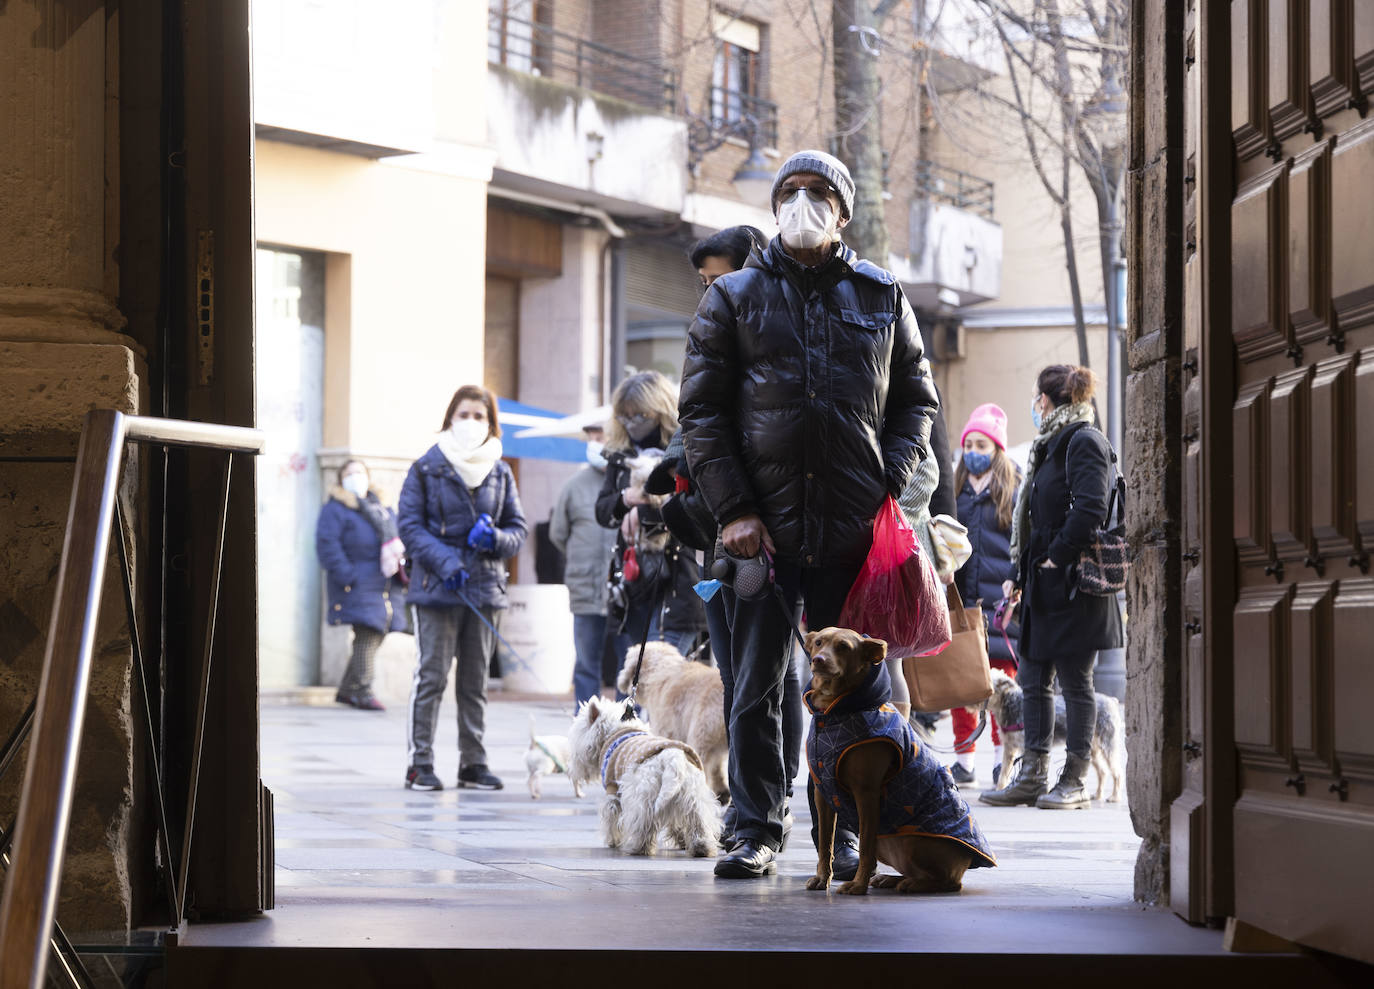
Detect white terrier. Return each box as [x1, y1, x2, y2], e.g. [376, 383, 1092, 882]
[568, 696, 722, 857]
[525, 715, 582, 800]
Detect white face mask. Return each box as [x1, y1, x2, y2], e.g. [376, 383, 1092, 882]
[777, 191, 838, 250]
[341, 473, 369, 499]
[586, 440, 608, 470]
[449, 418, 488, 452]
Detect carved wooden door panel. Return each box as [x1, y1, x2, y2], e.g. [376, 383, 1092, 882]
[1182, 0, 1374, 963]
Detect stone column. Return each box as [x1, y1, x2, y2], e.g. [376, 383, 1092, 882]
[0, 0, 143, 933]
[1124, 0, 1185, 905]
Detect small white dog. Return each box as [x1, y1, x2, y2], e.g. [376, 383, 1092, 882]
[615, 640, 728, 798]
[568, 696, 722, 857]
[525, 715, 582, 800]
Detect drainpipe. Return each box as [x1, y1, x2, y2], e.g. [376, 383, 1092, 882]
[609, 240, 627, 391]
[487, 186, 627, 239]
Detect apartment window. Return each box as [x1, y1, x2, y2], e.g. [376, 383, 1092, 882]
[488, 0, 552, 75]
[709, 14, 776, 146]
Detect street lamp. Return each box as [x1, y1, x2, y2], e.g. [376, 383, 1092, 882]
[688, 110, 775, 210]
[731, 140, 775, 208]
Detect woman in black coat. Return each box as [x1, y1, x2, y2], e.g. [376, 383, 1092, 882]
[595, 370, 706, 666]
[315, 459, 409, 710]
[980, 365, 1123, 811]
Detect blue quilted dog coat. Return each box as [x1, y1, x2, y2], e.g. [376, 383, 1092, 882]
[805, 662, 996, 868]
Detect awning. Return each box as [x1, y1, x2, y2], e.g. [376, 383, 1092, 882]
[497, 398, 588, 463]
[512, 404, 613, 439]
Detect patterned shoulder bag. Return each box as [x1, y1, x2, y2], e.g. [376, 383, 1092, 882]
[1075, 455, 1130, 597]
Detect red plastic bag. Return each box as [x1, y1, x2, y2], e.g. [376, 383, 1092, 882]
[838, 496, 952, 658]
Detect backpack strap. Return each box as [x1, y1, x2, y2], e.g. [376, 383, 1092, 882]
[1059, 424, 1126, 529]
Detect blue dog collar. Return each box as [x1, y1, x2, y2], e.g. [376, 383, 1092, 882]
[600, 730, 646, 788]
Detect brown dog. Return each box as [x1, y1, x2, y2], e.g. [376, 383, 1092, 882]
[804, 627, 997, 895]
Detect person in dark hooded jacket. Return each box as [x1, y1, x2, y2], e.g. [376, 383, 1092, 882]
[315, 459, 409, 710]
[679, 149, 940, 879]
[398, 385, 527, 793]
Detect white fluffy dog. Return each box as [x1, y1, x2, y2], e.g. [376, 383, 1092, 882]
[568, 696, 722, 857]
[525, 715, 582, 800]
[615, 640, 728, 798]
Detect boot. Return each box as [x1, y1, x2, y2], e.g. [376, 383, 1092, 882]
[978, 751, 1050, 806]
[1036, 753, 1092, 810]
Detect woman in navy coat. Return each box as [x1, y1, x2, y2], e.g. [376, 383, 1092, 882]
[315, 459, 408, 710]
[948, 404, 1021, 786]
[397, 385, 527, 792]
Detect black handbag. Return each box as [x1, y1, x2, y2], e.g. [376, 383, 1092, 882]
[1075, 472, 1129, 596]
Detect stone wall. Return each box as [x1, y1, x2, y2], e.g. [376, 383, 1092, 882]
[1124, 0, 1184, 905]
[0, 0, 147, 934]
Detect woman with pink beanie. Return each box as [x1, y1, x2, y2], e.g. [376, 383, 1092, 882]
[948, 403, 1022, 786]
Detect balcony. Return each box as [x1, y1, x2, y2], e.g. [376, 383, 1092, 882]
[915, 160, 995, 220]
[488, 11, 676, 114]
[706, 86, 779, 149]
[896, 160, 1002, 310]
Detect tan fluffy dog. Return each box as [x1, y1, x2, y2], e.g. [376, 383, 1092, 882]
[616, 641, 728, 799]
[805, 627, 996, 895]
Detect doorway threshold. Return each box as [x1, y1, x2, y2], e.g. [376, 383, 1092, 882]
[167, 696, 1360, 986]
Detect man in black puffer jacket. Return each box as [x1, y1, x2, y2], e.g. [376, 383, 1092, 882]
[680, 149, 939, 879]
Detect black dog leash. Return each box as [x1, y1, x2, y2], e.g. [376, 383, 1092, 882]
[621, 580, 669, 721]
[910, 706, 989, 754]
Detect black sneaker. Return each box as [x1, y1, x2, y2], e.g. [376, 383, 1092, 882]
[713, 838, 777, 878]
[457, 764, 504, 790]
[405, 765, 443, 791]
[950, 763, 977, 785]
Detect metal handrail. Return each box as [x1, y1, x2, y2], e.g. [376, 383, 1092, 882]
[915, 159, 996, 219]
[0, 410, 264, 989]
[487, 10, 677, 112]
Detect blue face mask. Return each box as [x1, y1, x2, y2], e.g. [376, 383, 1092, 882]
[963, 450, 993, 476]
[1031, 396, 1044, 431]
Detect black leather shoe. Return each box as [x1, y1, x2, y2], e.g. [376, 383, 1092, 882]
[713, 839, 777, 878]
[831, 840, 861, 881]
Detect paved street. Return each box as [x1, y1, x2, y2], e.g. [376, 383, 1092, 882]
[214, 682, 1243, 957]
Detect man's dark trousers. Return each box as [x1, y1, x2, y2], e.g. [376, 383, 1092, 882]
[724, 554, 864, 852]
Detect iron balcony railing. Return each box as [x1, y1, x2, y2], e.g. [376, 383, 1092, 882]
[708, 86, 779, 149]
[488, 11, 677, 113]
[915, 160, 996, 220]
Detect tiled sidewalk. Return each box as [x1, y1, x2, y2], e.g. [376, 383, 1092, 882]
[235, 686, 1237, 957]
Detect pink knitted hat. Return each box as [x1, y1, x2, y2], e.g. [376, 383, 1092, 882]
[960, 403, 1008, 450]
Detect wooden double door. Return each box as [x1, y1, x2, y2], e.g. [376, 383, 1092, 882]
[1176, 0, 1374, 963]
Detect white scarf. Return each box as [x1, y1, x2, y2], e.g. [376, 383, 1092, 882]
[436, 433, 503, 489]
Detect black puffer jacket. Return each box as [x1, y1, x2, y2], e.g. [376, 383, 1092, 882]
[679, 238, 939, 568]
[1016, 422, 1124, 659]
